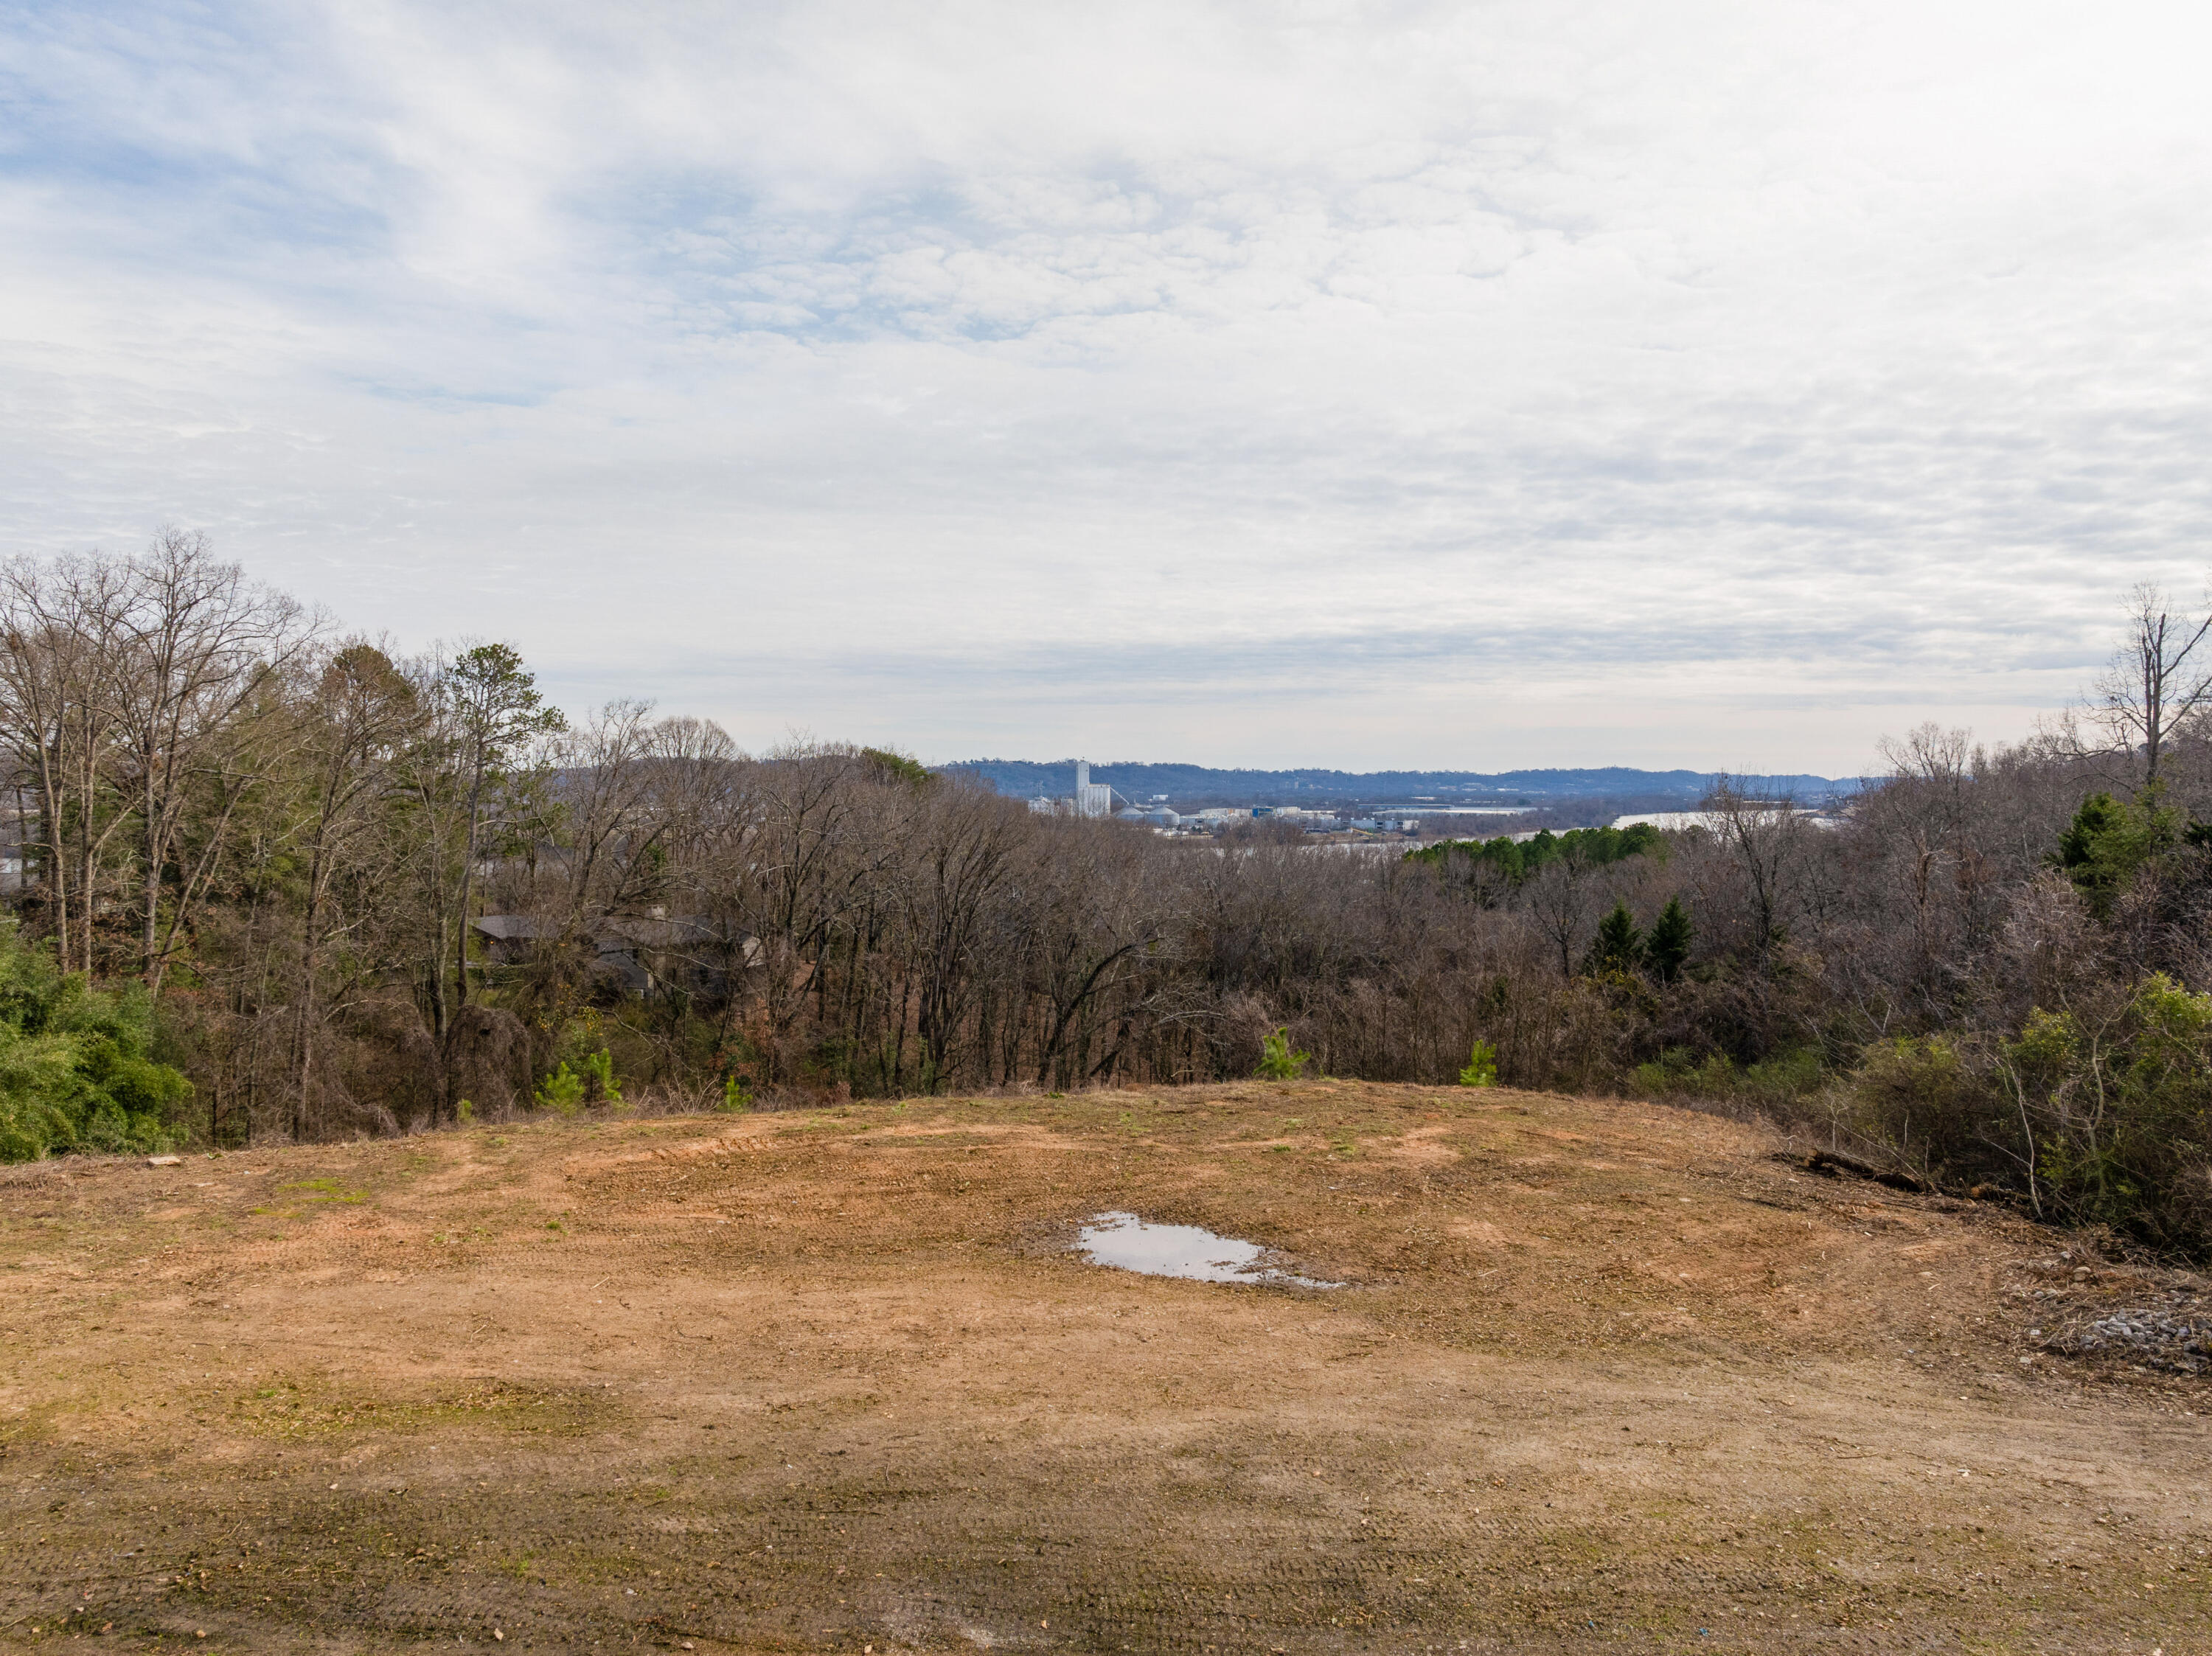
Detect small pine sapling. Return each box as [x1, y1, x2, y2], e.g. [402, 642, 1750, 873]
[582, 1048, 621, 1105]
[535, 1062, 585, 1116]
[1458, 1040, 1499, 1088]
[1256, 1027, 1312, 1081]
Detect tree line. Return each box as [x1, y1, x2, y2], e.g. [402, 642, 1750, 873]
[9, 541, 2212, 1256]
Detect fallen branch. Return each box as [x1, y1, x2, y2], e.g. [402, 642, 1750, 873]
[1804, 1149, 1927, 1193]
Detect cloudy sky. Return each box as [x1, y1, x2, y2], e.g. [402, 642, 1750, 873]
[3, 1, 2208, 773]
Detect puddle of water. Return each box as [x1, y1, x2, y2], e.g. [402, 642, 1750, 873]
[1077, 1211, 1343, 1288]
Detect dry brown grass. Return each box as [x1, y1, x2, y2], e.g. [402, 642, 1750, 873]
[4, 1081, 2210, 1652]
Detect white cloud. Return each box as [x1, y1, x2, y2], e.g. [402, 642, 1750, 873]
[1, 0, 2209, 771]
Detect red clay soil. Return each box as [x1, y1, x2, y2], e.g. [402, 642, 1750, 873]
[4, 1081, 2210, 1653]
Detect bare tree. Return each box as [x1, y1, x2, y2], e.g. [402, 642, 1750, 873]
[1523, 853, 1599, 976]
[1846, 723, 1988, 1017]
[0, 554, 130, 974]
[899, 780, 1023, 1088]
[1021, 818, 1170, 1088]
[1700, 778, 1808, 960]
[714, 744, 897, 1075]
[552, 699, 675, 933]
[2093, 582, 2212, 793]
[288, 641, 422, 1138]
[103, 531, 315, 988]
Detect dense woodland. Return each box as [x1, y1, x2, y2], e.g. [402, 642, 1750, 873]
[9, 537, 2212, 1253]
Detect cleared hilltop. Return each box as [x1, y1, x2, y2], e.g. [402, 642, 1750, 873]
[4, 1082, 2206, 1652]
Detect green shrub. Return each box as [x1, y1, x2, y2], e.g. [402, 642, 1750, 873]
[1458, 1040, 1498, 1088]
[1256, 1028, 1311, 1082]
[2003, 975, 2212, 1246]
[720, 1073, 754, 1113]
[1633, 1047, 1730, 1101]
[0, 922, 191, 1162]
[1632, 1046, 1824, 1109]
[535, 1062, 585, 1116]
[1848, 1034, 1988, 1168]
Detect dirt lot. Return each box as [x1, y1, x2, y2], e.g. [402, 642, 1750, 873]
[4, 1081, 2212, 1654]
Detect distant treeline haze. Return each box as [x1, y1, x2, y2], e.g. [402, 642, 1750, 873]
[7, 540, 2212, 1255]
[947, 759, 1850, 810]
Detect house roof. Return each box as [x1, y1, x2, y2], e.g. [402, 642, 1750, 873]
[472, 915, 546, 940]
[473, 914, 758, 962]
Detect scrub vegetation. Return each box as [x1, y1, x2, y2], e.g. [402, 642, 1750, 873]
[0, 919, 187, 1161]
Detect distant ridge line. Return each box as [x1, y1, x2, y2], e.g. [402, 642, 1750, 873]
[940, 759, 1860, 804]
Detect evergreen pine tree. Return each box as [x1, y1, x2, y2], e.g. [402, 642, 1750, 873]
[1646, 896, 1692, 982]
[2056, 789, 2176, 919]
[1588, 899, 1644, 975]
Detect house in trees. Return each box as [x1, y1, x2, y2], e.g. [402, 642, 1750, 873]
[472, 914, 760, 996]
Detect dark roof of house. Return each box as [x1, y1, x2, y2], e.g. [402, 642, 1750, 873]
[472, 915, 547, 940]
[473, 914, 754, 953]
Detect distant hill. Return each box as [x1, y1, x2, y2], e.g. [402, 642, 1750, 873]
[942, 760, 1860, 807]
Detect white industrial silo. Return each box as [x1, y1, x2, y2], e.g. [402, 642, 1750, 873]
[1074, 760, 1113, 819]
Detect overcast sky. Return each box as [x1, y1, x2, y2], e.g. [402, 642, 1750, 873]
[3, 1, 2208, 773]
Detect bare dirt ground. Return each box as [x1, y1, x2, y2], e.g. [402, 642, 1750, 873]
[5, 1082, 2212, 1655]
